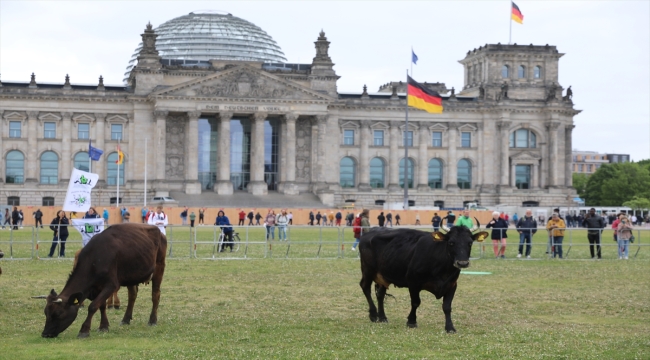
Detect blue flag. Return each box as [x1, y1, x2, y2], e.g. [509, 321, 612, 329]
[89, 140, 104, 161]
[412, 50, 418, 64]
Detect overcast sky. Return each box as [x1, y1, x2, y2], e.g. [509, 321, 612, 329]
[1, 1, 648, 161]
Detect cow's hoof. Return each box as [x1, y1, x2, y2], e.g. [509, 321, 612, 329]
[107, 305, 113, 309]
[407, 322, 418, 328]
[114, 305, 120, 310]
[77, 332, 90, 338]
[148, 322, 157, 326]
[98, 327, 109, 333]
[120, 320, 130, 326]
[378, 318, 388, 323]
[446, 328, 457, 334]
[369, 315, 378, 322]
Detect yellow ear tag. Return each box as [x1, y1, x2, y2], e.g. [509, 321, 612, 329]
[74, 299, 79, 305]
[431, 232, 445, 242]
[477, 233, 487, 242]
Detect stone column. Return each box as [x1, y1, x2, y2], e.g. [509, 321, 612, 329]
[184, 111, 201, 194]
[417, 122, 430, 192]
[496, 120, 511, 188]
[358, 120, 372, 191]
[26, 111, 39, 182]
[213, 111, 233, 194]
[532, 163, 539, 189]
[446, 122, 459, 191]
[60, 112, 72, 182]
[476, 123, 484, 186]
[248, 112, 268, 195]
[547, 121, 560, 187]
[314, 115, 329, 190]
[565, 124, 575, 187]
[281, 113, 299, 195]
[153, 110, 168, 182]
[95, 113, 106, 185]
[510, 162, 517, 188]
[388, 121, 401, 191]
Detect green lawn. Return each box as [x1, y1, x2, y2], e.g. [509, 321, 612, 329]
[1, 227, 649, 359]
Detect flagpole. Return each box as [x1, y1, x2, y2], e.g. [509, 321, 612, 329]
[144, 138, 147, 208]
[404, 69, 409, 211]
[88, 139, 92, 173]
[116, 139, 120, 210]
[509, 1, 512, 44]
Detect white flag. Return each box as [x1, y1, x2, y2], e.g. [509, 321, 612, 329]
[63, 168, 99, 213]
[71, 218, 105, 247]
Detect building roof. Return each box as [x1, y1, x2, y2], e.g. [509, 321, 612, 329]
[124, 11, 287, 83]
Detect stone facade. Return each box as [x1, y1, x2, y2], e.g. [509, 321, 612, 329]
[0, 26, 580, 208]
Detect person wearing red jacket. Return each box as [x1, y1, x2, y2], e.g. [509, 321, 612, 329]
[238, 210, 246, 226]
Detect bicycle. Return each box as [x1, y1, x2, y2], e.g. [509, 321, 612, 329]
[217, 230, 241, 253]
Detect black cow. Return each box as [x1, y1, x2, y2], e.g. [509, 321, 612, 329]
[0, 248, 4, 275]
[42, 223, 167, 338]
[358, 221, 487, 332]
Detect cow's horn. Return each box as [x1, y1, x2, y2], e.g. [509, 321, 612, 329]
[470, 217, 481, 232]
[54, 298, 63, 303]
[31, 295, 48, 299]
[441, 223, 450, 233]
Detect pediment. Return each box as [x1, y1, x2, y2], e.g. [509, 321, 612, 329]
[339, 120, 359, 128]
[429, 123, 448, 131]
[458, 123, 478, 131]
[3, 111, 26, 121]
[38, 112, 62, 121]
[106, 114, 129, 123]
[510, 151, 541, 161]
[371, 122, 390, 130]
[152, 65, 333, 101]
[72, 113, 96, 122]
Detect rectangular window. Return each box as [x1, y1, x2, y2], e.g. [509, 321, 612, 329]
[7, 196, 20, 206]
[373, 130, 384, 146]
[78, 123, 90, 139]
[403, 131, 413, 147]
[611, 155, 618, 162]
[432, 132, 442, 147]
[515, 165, 531, 189]
[44, 122, 56, 139]
[42, 197, 55, 206]
[461, 132, 471, 148]
[343, 129, 355, 145]
[587, 164, 593, 172]
[579, 164, 584, 172]
[9, 121, 21, 138]
[111, 124, 123, 140]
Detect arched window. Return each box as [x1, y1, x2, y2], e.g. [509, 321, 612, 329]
[107, 152, 124, 186]
[74, 152, 90, 172]
[399, 158, 414, 189]
[534, 66, 542, 79]
[369, 157, 385, 188]
[40, 151, 59, 184]
[339, 157, 356, 188]
[457, 159, 472, 189]
[502, 65, 509, 78]
[5, 151, 24, 184]
[509, 129, 537, 148]
[428, 159, 443, 189]
[518, 65, 526, 78]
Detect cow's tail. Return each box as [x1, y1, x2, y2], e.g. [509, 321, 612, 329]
[374, 283, 396, 301]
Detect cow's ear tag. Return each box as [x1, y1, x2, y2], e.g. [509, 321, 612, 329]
[473, 231, 489, 242]
[432, 232, 445, 242]
[74, 299, 79, 305]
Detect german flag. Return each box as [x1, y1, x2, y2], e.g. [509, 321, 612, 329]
[511, 2, 524, 24]
[407, 75, 443, 113]
[116, 145, 124, 165]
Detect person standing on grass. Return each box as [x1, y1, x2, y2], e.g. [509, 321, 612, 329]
[309, 211, 314, 226]
[431, 213, 442, 232]
[265, 210, 276, 240]
[415, 213, 421, 226]
[3, 209, 11, 229]
[102, 208, 109, 225]
[616, 215, 633, 260]
[255, 212, 262, 225]
[247, 210, 254, 226]
[11, 207, 20, 230]
[33, 209, 44, 228]
[582, 207, 605, 259]
[395, 213, 401, 226]
[328, 212, 335, 226]
[48, 210, 69, 257]
[444, 211, 456, 228]
[351, 213, 362, 251]
[288, 212, 293, 225]
[316, 211, 322, 226]
[198, 208, 205, 225]
[215, 210, 234, 252]
[322, 212, 328, 226]
[141, 207, 148, 223]
[189, 211, 196, 228]
[148, 205, 168, 235]
[516, 209, 537, 259]
[335, 211, 342, 226]
[546, 213, 566, 259]
[386, 212, 393, 227]
[180, 206, 188, 226]
[455, 210, 473, 229]
[276, 210, 289, 241]
[238, 210, 246, 226]
[487, 211, 509, 259]
[377, 212, 385, 227]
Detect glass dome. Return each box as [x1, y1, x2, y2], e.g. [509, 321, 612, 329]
[124, 11, 287, 83]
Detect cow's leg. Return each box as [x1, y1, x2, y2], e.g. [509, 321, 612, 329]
[113, 289, 121, 309]
[98, 300, 109, 332]
[78, 286, 116, 338]
[442, 283, 458, 333]
[359, 274, 378, 322]
[120, 285, 138, 325]
[375, 284, 388, 322]
[406, 287, 421, 328]
[148, 261, 166, 326]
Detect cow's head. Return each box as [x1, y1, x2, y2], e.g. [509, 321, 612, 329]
[433, 218, 488, 269]
[42, 289, 82, 338]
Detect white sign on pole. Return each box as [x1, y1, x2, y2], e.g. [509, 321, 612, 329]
[71, 218, 105, 247]
[63, 168, 99, 213]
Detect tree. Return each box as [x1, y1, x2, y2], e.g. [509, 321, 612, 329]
[623, 196, 650, 211]
[572, 173, 589, 200]
[584, 163, 650, 206]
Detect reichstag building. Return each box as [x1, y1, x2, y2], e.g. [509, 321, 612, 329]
[0, 12, 580, 207]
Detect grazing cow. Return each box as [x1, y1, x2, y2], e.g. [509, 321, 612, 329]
[359, 220, 487, 333]
[42, 223, 167, 338]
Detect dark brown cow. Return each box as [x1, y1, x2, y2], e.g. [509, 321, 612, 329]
[0, 248, 4, 275]
[42, 223, 167, 338]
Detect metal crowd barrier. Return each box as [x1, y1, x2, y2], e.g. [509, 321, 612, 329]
[0, 224, 649, 261]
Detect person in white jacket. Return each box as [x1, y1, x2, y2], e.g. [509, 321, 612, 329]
[148, 205, 168, 235]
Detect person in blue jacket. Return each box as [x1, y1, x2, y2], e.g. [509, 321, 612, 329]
[215, 210, 233, 252]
